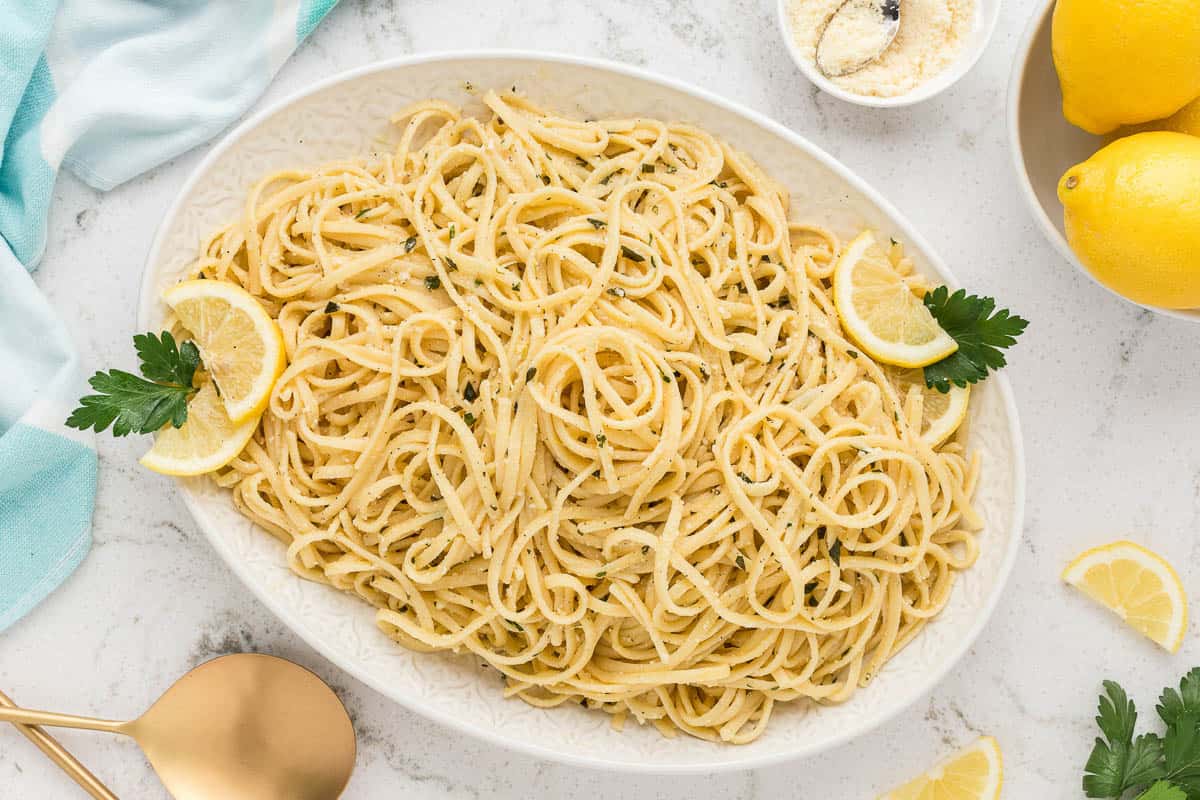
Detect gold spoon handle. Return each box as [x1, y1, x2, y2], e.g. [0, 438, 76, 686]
[0, 690, 119, 800]
[0, 705, 126, 735]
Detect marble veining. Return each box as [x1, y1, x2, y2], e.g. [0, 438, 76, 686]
[3, 0, 1198, 796]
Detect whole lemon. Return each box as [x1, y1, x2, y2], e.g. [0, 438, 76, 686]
[1058, 132, 1200, 309]
[1052, 0, 1200, 135]
[1157, 96, 1200, 137]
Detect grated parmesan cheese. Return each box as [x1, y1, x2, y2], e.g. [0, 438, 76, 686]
[787, 0, 975, 98]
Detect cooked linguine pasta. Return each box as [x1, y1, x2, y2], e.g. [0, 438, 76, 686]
[188, 91, 982, 743]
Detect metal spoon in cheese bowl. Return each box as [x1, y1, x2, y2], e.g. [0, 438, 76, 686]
[816, 0, 901, 77]
[0, 654, 356, 799]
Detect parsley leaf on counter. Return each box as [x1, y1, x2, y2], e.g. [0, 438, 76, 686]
[1159, 669, 1200, 728]
[1140, 782, 1189, 800]
[66, 332, 200, 436]
[1083, 671, 1200, 799]
[1083, 679, 1165, 796]
[921, 287, 1028, 393]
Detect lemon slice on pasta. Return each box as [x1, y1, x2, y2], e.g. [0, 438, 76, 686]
[878, 737, 1003, 800]
[833, 231, 958, 368]
[139, 381, 258, 476]
[163, 279, 285, 424]
[887, 368, 969, 446]
[1063, 541, 1188, 653]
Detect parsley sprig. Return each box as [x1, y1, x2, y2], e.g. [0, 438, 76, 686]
[1083, 669, 1200, 799]
[66, 332, 200, 436]
[921, 287, 1028, 393]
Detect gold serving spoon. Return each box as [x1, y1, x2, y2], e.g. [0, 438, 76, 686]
[816, 0, 902, 78]
[0, 654, 356, 800]
[0, 688, 117, 799]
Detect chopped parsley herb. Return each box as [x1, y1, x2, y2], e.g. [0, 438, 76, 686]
[463, 382, 478, 402]
[642, 545, 650, 554]
[539, 174, 550, 185]
[607, 286, 626, 298]
[735, 553, 746, 570]
[324, 301, 339, 313]
[448, 223, 456, 240]
[737, 471, 752, 483]
[354, 208, 370, 219]
[847, 350, 859, 359]
[463, 411, 476, 426]
[404, 236, 417, 253]
[587, 217, 606, 229]
[666, 165, 678, 174]
[526, 367, 537, 381]
[641, 164, 655, 173]
[424, 275, 441, 290]
[474, 277, 484, 286]
[505, 619, 523, 631]
[660, 369, 671, 383]
[595, 570, 607, 579]
[621, 245, 645, 263]
[511, 280, 521, 291]
[595, 433, 607, 447]
[445, 257, 458, 271]
[699, 364, 710, 383]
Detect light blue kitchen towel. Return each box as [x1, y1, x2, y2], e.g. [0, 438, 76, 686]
[0, 0, 339, 632]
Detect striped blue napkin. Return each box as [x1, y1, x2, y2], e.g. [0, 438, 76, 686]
[0, 0, 339, 632]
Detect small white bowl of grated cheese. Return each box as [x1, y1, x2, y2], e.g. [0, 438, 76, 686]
[776, 0, 1000, 107]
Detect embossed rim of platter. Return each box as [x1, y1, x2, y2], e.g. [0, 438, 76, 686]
[138, 51, 1025, 773]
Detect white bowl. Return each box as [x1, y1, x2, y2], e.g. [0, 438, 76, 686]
[1008, 0, 1200, 322]
[775, 0, 1001, 108]
[139, 51, 1025, 773]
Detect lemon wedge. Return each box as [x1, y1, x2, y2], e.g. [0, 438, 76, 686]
[1063, 541, 1188, 653]
[164, 280, 285, 424]
[834, 231, 958, 368]
[887, 368, 970, 447]
[879, 737, 1003, 800]
[139, 381, 258, 476]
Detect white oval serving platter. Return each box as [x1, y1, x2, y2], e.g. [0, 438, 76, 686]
[139, 51, 1025, 774]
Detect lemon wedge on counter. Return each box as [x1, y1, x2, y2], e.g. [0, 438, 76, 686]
[887, 368, 969, 447]
[1063, 541, 1188, 653]
[163, 280, 285, 424]
[139, 381, 258, 476]
[833, 231, 958, 369]
[878, 737, 1003, 800]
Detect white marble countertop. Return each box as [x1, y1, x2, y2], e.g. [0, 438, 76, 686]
[4, 0, 1198, 796]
